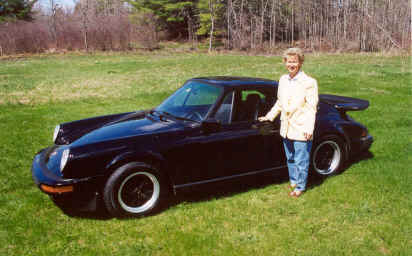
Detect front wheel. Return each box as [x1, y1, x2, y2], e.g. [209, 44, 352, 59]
[311, 135, 346, 176]
[103, 162, 167, 218]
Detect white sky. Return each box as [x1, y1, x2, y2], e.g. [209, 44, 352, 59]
[38, 0, 76, 10]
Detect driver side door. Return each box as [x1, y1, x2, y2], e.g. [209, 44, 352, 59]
[211, 88, 284, 177]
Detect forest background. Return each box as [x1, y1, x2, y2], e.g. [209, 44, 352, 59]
[0, 0, 411, 55]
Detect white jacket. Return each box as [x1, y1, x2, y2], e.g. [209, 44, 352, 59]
[265, 71, 319, 141]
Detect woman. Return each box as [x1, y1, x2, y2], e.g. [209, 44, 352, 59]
[259, 48, 318, 197]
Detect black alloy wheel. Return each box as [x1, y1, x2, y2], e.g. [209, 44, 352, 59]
[103, 162, 167, 218]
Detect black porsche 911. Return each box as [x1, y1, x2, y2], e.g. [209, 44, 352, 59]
[31, 77, 373, 218]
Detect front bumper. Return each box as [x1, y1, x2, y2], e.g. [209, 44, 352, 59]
[31, 148, 103, 211]
[31, 148, 94, 194]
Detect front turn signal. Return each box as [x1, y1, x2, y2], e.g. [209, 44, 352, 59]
[40, 184, 74, 194]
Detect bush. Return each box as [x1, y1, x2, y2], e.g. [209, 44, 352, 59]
[0, 5, 160, 55]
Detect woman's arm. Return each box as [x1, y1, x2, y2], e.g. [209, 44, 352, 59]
[259, 84, 283, 122]
[302, 79, 319, 136]
[264, 100, 282, 121]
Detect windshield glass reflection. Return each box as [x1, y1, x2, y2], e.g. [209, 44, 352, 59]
[155, 81, 223, 122]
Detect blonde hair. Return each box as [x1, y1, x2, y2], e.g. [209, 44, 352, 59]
[283, 48, 304, 63]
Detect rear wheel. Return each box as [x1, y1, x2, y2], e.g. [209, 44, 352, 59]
[103, 162, 167, 218]
[312, 135, 346, 176]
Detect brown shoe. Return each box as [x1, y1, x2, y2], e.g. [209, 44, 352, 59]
[289, 190, 304, 198]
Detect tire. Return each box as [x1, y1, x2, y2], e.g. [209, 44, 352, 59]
[103, 162, 167, 218]
[311, 135, 346, 176]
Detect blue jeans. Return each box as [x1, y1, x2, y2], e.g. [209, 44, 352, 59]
[283, 138, 313, 192]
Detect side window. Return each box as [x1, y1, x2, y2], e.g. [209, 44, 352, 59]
[233, 89, 274, 123]
[241, 90, 265, 101]
[214, 92, 234, 125]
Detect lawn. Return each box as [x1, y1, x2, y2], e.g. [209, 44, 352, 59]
[0, 52, 411, 255]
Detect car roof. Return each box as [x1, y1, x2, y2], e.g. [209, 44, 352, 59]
[190, 76, 278, 88]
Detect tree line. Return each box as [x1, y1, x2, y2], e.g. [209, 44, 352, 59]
[0, 0, 410, 55]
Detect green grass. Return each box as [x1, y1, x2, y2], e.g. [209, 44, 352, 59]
[0, 52, 411, 255]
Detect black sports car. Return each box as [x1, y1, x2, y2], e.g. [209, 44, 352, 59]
[31, 77, 373, 218]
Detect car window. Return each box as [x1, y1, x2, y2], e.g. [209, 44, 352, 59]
[214, 92, 234, 125]
[232, 88, 274, 123]
[184, 84, 221, 106]
[213, 88, 275, 124]
[241, 90, 266, 101]
[156, 81, 223, 121]
[163, 82, 221, 107]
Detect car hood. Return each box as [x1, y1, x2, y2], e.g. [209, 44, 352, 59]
[58, 111, 185, 147]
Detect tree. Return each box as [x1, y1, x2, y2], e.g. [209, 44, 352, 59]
[127, 0, 196, 39]
[79, 0, 90, 51]
[196, 0, 224, 52]
[0, 0, 37, 22]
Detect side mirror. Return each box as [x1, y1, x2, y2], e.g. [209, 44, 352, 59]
[201, 118, 221, 133]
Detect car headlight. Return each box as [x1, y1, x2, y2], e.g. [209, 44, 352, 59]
[60, 148, 70, 172]
[53, 125, 60, 143]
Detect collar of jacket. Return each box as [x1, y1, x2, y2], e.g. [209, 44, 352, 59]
[288, 71, 305, 81]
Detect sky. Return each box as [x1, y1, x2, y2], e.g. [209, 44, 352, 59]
[38, 0, 76, 11]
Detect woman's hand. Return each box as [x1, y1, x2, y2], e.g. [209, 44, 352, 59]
[304, 132, 312, 140]
[258, 116, 269, 122]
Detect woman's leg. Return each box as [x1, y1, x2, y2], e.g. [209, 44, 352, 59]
[293, 140, 313, 192]
[283, 138, 297, 186]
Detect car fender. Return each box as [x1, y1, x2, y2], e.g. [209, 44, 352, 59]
[315, 120, 351, 161]
[106, 150, 165, 172]
[333, 124, 351, 161]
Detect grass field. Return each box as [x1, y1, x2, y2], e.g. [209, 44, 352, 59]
[0, 52, 411, 255]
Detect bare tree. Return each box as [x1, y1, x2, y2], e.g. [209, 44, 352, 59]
[78, 0, 90, 51]
[0, 0, 410, 54]
[208, 0, 216, 52]
[48, 0, 58, 47]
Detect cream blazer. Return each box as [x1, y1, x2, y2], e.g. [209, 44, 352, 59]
[265, 71, 319, 141]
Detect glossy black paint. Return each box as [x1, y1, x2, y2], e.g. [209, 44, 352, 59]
[31, 76, 373, 212]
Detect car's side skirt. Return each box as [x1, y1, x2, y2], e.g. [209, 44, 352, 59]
[173, 165, 287, 191]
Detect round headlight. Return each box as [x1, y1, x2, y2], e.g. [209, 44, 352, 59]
[53, 125, 60, 143]
[60, 148, 70, 172]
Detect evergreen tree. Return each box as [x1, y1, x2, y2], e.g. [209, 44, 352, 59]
[0, 0, 37, 22]
[127, 0, 195, 38]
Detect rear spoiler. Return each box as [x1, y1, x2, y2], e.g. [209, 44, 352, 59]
[319, 94, 369, 112]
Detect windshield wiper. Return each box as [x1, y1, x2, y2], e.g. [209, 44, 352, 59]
[162, 111, 198, 122]
[154, 110, 198, 122]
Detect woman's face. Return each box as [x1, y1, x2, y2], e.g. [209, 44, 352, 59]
[285, 55, 302, 78]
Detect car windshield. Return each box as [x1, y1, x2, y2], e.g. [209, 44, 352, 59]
[155, 81, 223, 122]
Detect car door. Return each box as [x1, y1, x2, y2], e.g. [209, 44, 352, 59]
[254, 116, 285, 169]
[167, 90, 246, 186]
[168, 87, 284, 187]
[210, 88, 284, 177]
